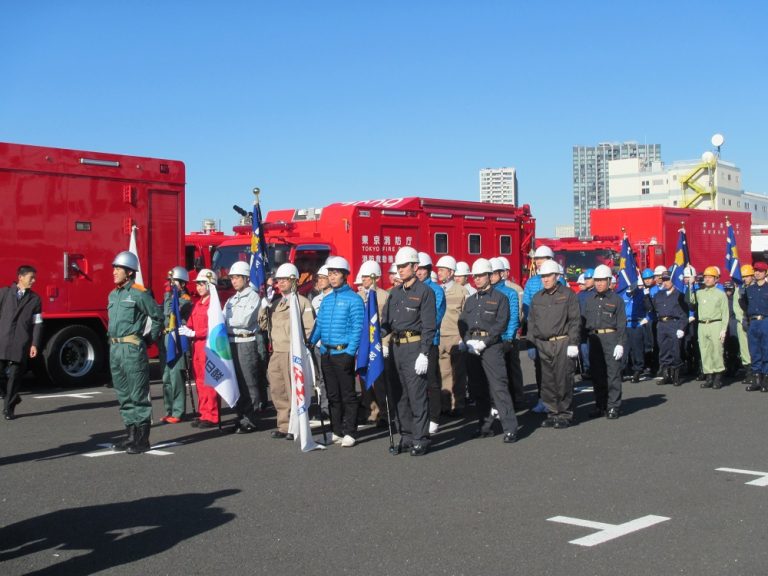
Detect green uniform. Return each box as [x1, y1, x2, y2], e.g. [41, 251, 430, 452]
[734, 286, 751, 366]
[108, 280, 162, 426]
[161, 290, 192, 418]
[692, 286, 729, 374]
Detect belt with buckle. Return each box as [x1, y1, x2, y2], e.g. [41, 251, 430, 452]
[591, 329, 616, 334]
[547, 335, 568, 341]
[326, 343, 348, 351]
[395, 335, 421, 345]
[469, 330, 489, 337]
[110, 335, 142, 345]
[751, 315, 765, 321]
[699, 319, 721, 324]
[659, 316, 679, 322]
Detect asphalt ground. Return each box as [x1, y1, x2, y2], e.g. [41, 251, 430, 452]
[1, 357, 768, 576]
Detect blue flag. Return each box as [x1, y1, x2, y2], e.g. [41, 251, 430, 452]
[249, 201, 268, 291]
[725, 221, 742, 285]
[165, 285, 189, 366]
[668, 228, 690, 292]
[356, 289, 384, 390]
[617, 233, 638, 293]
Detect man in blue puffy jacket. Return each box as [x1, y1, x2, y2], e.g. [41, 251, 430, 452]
[309, 256, 365, 447]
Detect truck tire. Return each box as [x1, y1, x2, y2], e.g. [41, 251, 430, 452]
[43, 325, 105, 387]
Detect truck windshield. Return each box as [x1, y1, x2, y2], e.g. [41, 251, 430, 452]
[554, 249, 618, 282]
[211, 243, 291, 278]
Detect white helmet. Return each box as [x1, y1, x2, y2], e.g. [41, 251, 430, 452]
[435, 255, 457, 271]
[430, 271, 437, 282]
[274, 263, 299, 279]
[170, 265, 189, 282]
[359, 260, 382, 278]
[538, 260, 560, 275]
[455, 261, 471, 277]
[197, 268, 217, 283]
[112, 251, 139, 271]
[354, 270, 362, 285]
[534, 246, 554, 259]
[316, 265, 329, 277]
[394, 246, 419, 265]
[229, 261, 251, 277]
[497, 256, 511, 271]
[577, 273, 586, 285]
[325, 256, 350, 272]
[489, 257, 505, 272]
[417, 252, 433, 268]
[653, 265, 668, 275]
[683, 265, 696, 279]
[388, 263, 397, 274]
[593, 264, 613, 280]
[471, 258, 493, 275]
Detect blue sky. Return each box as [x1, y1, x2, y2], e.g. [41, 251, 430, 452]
[2, 1, 766, 237]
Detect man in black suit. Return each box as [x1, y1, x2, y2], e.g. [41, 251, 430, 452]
[0, 265, 43, 420]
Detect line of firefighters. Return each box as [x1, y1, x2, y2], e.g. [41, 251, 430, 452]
[105, 242, 768, 456]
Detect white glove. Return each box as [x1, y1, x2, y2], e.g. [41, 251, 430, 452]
[639, 318, 649, 326]
[382, 345, 389, 358]
[688, 316, 696, 323]
[676, 329, 685, 339]
[178, 326, 195, 338]
[613, 345, 624, 360]
[458, 340, 467, 352]
[414, 353, 429, 375]
[719, 329, 727, 343]
[527, 347, 537, 360]
[643, 287, 650, 295]
[465, 339, 480, 355]
[473, 340, 487, 354]
[567, 345, 579, 358]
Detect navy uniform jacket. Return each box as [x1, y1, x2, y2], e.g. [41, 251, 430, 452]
[0, 285, 43, 362]
[458, 286, 510, 347]
[528, 283, 581, 345]
[381, 279, 437, 356]
[582, 289, 626, 342]
[652, 287, 688, 332]
[740, 281, 768, 318]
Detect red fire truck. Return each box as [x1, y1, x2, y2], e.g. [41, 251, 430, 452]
[541, 207, 751, 286]
[209, 197, 536, 293]
[0, 142, 185, 386]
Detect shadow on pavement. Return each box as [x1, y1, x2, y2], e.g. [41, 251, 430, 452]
[0, 490, 239, 575]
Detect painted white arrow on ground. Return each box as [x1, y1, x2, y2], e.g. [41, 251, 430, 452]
[83, 441, 181, 457]
[716, 467, 768, 486]
[547, 514, 670, 546]
[34, 391, 104, 399]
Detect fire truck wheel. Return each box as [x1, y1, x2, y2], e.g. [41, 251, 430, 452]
[43, 326, 105, 387]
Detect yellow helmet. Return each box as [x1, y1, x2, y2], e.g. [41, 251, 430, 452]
[741, 264, 755, 277]
[703, 266, 720, 278]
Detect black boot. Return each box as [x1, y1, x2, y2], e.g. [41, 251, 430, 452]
[661, 367, 671, 384]
[744, 366, 754, 386]
[747, 373, 762, 392]
[761, 374, 768, 393]
[112, 425, 136, 451]
[712, 373, 723, 390]
[701, 374, 713, 389]
[126, 423, 151, 454]
[672, 367, 682, 386]
[631, 371, 641, 383]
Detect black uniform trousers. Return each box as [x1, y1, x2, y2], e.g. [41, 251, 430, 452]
[390, 341, 429, 446]
[0, 358, 25, 414]
[502, 340, 526, 407]
[657, 321, 683, 369]
[321, 352, 359, 437]
[588, 332, 622, 411]
[623, 326, 645, 374]
[427, 344, 441, 423]
[467, 343, 518, 434]
[535, 338, 575, 420]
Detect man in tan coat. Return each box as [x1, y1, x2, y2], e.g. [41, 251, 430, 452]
[436, 255, 468, 416]
[259, 263, 315, 440]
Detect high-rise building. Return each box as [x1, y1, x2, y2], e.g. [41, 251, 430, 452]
[480, 167, 518, 205]
[573, 142, 661, 237]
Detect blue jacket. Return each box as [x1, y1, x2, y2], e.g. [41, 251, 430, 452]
[622, 289, 649, 328]
[492, 281, 519, 341]
[423, 277, 446, 345]
[310, 284, 365, 356]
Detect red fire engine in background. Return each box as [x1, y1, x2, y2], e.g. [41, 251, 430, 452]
[0, 142, 185, 386]
[205, 197, 536, 294]
[539, 207, 751, 287]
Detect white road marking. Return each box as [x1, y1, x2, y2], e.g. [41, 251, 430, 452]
[83, 441, 180, 457]
[34, 391, 104, 399]
[547, 514, 670, 546]
[716, 467, 768, 486]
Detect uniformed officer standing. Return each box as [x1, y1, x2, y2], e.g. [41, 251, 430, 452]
[160, 266, 193, 423]
[577, 268, 595, 379]
[489, 258, 523, 407]
[528, 260, 581, 428]
[691, 266, 729, 389]
[735, 264, 754, 385]
[582, 265, 626, 419]
[259, 263, 315, 439]
[454, 262, 476, 295]
[309, 256, 364, 447]
[435, 255, 468, 416]
[224, 261, 263, 433]
[0, 265, 42, 420]
[460, 258, 518, 442]
[740, 261, 768, 392]
[652, 269, 688, 386]
[621, 280, 649, 382]
[381, 246, 437, 456]
[108, 251, 162, 453]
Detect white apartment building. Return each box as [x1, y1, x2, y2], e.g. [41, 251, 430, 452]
[480, 167, 518, 205]
[608, 157, 768, 224]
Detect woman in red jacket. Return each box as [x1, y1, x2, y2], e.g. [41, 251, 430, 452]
[181, 270, 219, 427]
